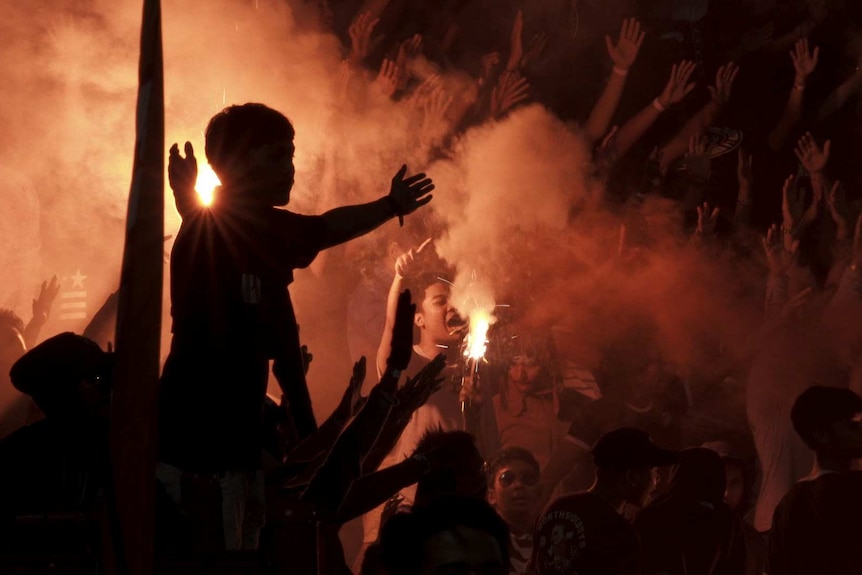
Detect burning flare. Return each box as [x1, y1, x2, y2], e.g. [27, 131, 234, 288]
[464, 310, 491, 360]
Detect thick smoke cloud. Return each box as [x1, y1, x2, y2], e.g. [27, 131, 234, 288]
[0, 0, 768, 421]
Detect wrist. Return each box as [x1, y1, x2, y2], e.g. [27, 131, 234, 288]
[612, 66, 629, 77]
[652, 98, 667, 113]
[385, 195, 405, 226]
[793, 78, 807, 91]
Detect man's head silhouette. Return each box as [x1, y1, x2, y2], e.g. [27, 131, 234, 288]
[205, 103, 296, 207]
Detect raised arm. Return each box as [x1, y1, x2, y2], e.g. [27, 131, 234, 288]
[23, 276, 60, 349]
[318, 166, 434, 250]
[168, 142, 200, 219]
[606, 61, 696, 162]
[769, 39, 819, 153]
[376, 239, 433, 377]
[658, 63, 739, 174]
[585, 18, 645, 144]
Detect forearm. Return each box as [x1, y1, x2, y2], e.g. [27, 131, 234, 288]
[768, 87, 804, 152]
[362, 409, 414, 474]
[611, 103, 662, 160]
[659, 101, 721, 173]
[765, 272, 789, 320]
[377, 274, 405, 377]
[585, 73, 628, 143]
[335, 458, 425, 522]
[288, 407, 349, 462]
[22, 317, 46, 350]
[319, 197, 397, 251]
[732, 190, 752, 231]
[818, 72, 862, 122]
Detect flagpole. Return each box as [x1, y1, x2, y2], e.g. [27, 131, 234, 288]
[108, 0, 164, 573]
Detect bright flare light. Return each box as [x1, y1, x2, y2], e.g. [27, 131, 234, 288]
[195, 164, 221, 206]
[464, 310, 491, 360]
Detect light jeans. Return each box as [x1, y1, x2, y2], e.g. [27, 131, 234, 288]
[156, 462, 266, 550]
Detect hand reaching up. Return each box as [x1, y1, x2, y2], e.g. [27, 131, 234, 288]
[606, 18, 645, 71]
[388, 165, 434, 221]
[708, 62, 739, 106]
[657, 61, 697, 108]
[790, 38, 819, 85]
[491, 72, 530, 118]
[348, 12, 383, 65]
[696, 202, 720, 235]
[336, 357, 368, 419]
[763, 224, 799, 275]
[795, 132, 830, 174]
[32, 276, 60, 323]
[168, 142, 198, 194]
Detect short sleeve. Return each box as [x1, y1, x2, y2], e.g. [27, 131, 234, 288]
[274, 211, 328, 270]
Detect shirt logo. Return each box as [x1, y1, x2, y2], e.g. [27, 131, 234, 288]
[536, 510, 587, 575]
[242, 274, 261, 304]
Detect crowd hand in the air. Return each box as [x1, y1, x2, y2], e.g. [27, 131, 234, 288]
[763, 224, 799, 276]
[686, 133, 712, 183]
[32, 276, 61, 323]
[790, 37, 819, 87]
[795, 132, 830, 175]
[335, 356, 368, 420]
[388, 166, 435, 223]
[168, 142, 198, 195]
[826, 180, 850, 241]
[781, 174, 820, 251]
[708, 62, 739, 107]
[348, 12, 383, 66]
[490, 71, 530, 118]
[657, 60, 697, 109]
[606, 18, 645, 72]
[696, 202, 720, 236]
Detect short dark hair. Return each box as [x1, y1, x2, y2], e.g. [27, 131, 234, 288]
[204, 103, 295, 178]
[791, 386, 862, 450]
[0, 308, 25, 335]
[380, 496, 510, 575]
[485, 447, 539, 485]
[403, 272, 452, 306]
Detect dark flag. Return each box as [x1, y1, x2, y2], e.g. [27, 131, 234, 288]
[108, 0, 164, 573]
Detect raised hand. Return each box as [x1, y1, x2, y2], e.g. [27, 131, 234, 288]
[337, 357, 368, 419]
[696, 202, 720, 235]
[708, 62, 739, 106]
[790, 38, 819, 84]
[506, 10, 525, 72]
[168, 142, 198, 194]
[686, 134, 712, 182]
[395, 238, 433, 280]
[32, 276, 60, 322]
[762, 224, 799, 275]
[491, 72, 530, 118]
[301, 344, 314, 376]
[795, 132, 830, 174]
[388, 165, 434, 220]
[395, 34, 423, 91]
[606, 18, 645, 71]
[658, 61, 697, 108]
[376, 59, 399, 99]
[348, 12, 382, 65]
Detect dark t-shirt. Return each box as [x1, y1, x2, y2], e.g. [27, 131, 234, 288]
[159, 202, 326, 472]
[532, 492, 640, 575]
[769, 471, 862, 575]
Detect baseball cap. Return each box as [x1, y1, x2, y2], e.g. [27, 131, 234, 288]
[791, 386, 862, 446]
[592, 428, 679, 472]
[10, 332, 113, 405]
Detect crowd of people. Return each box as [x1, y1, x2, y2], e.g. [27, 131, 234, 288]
[2, 0, 862, 573]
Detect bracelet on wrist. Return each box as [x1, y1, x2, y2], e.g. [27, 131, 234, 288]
[652, 98, 667, 113]
[612, 66, 629, 77]
[792, 82, 806, 91]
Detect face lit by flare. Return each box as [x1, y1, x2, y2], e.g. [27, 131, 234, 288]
[416, 282, 464, 348]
